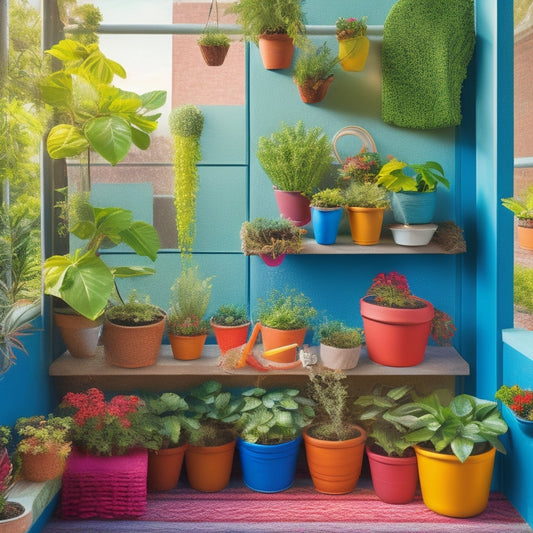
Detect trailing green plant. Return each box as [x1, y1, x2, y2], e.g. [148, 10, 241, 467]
[376, 159, 449, 193]
[40, 38, 166, 167]
[385, 391, 508, 463]
[15, 415, 72, 458]
[256, 121, 333, 197]
[211, 304, 249, 326]
[343, 181, 390, 208]
[258, 287, 317, 330]
[240, 217, 303, 259]
[310, 188, 345, 208]
[236, 386, 315, 445]
[306, 368, 359, 441]
[293, 42, 339, 87]
[105, 291, 164, 327]
[198, 30, 231, 47]
[225, 0, 306, 47]
[514, 264, 533, 313]
[337, 148, 385, 185]
[502, 185, 533, 221]
[169, 105, 205, 254]
[316, 320, 363, 349]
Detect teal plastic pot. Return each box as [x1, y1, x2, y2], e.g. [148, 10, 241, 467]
[237, 436, 302, 493]
[391, 191, 437, 224]
[311, 207, 343, 245]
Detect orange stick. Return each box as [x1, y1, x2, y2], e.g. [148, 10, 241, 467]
[234, 322, 262, 369]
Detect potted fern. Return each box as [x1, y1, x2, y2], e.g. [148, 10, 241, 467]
[256, 121, 334, 226]
[310, 188, 345, 245]
[501, 185, 533, 250]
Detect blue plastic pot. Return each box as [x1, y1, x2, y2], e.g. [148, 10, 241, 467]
[311, 207, 343, 245]
[237, 436, 302, 493]
[391, 191, 437, 224]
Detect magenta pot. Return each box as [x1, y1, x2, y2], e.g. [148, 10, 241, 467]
[273, 188, 311, 227]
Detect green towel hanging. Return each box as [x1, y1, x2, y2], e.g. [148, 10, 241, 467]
[382, 0, 475, 129]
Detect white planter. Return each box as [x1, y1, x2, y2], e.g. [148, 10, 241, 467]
[319, 343, 361, 370]
[389, 223, 437, 246]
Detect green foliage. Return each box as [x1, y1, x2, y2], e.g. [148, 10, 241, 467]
[293, 42, 339, 86]
[317, 321, 363, 349]
[225, 0, 306, 46]
[310, 188, 345, 208]
[61, 1, 103, 45]
[40, 38, 166, 165]
[198, 31, 231, 47]
[343, 181, 390, 208]
[502, 185, 533, 220]
[211, 305, 249, 326]
[236, 386, 315, 444]
[376, 159, 449, 193]
[336, 16, 368, 39]
[337, 150, 384, 185]
[169, 105, 205, 138]
[240, 217, 303, 258]
[385, 392, 508, 463]
[258, 287, 317, 330]
[106, 291, 164, 327]
[15, 415, 72, 457]
[257, 121, 333, 197]
[514, 264, 533, 312]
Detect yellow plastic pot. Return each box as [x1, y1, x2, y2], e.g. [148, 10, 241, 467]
[414, 445, 496, 517]
[338, 36, 370, 72]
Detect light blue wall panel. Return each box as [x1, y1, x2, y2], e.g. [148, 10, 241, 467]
[304, 0, 397, 25]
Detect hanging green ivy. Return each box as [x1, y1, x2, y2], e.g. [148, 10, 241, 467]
[169, 105, 204, 254]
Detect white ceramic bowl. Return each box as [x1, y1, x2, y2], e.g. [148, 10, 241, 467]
[389, 223, 438, 246]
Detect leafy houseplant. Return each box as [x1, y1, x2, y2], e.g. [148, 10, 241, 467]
[335, 16, 369, 72]
[502, 185, 533, 250]
[210, 305, 250, 354]
[316, 320, 364, 370]
[240, 217, 303, 266]
[169, 105, 204, 254]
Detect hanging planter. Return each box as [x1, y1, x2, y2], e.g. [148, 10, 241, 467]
[296, 75, 334, 104]
[335, 16, 369, 72]
[197, 1, 231, 67]
[258, 33, 295, 70]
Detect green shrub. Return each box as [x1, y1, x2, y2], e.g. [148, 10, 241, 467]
[515, 264, 533, 313]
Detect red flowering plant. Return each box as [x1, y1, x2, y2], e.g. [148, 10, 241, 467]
[59, 388, 153, 456]
[365, 272, 456, 346]
[495, 385, 533, 421]
[338, 146, 384, 185]
[0, 426, 17, 516]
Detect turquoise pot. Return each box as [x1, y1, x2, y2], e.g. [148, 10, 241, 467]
[237, 436, 302, 493]
[391, 191, 437, 224]
[311, 207, 343, 245]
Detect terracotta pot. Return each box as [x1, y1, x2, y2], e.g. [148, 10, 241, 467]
[303, 425, 367, 494]
[366, 446, 418, 504]
[338, 36, 370, 71]
[273, 188, 311, 227]
[296, 75, 334, 104]
[54, 312, 102, 359]
[258, 33, 294, 70]
[147, 443, 188, 492]
[517, 224, 533, 250]
[102, 312, 166, 368]
[185, 440, 236, 492]
[199, 44, 229, 66]
[20, 447, 67, 482]
[168, 334, 207, 360]
[0, 502, 32, 533]
[210, 320, 250, 354]
[414, 445, 496, 517]
[360, 296, 434, 367]
[260, 325, 307, 362]
[319, 343, 361, 370]
[346, 206, 386, 245]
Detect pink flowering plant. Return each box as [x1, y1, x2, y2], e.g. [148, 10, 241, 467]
[338, 147, 384, 185]
[59, 388, 152, 456]
[336, 16, 368, 40]
[167, 314, 209, 336]
[365, 272, 456, 346]
[495, 385, 533, 421]
[0, 426, 16, 515]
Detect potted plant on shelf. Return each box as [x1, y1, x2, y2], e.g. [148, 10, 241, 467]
[225, 0, 306, 70]
[58, 388, 153, 519]
[495, 384, 533, 436]
[235, 386, 315, 493]
[293, 42, 339, 104]
[167, 265, 213, 360]
[240, 217, 303, 266]
[386, 391, 508, 518]
[303, 369, 367, 494]
[316, 320, 364, 370]
[257, 287, 317, 363]
[501, 185, 533, 250]
[210, 304, 250, 354]
[353, 385, 420, 504]
[335, 16, 369, 71]
[184, 381, 244, 492]
[343, 181, 390, 245]
[360, 272, 455, 367]
[376, 158, 449, 225]
[337, 147, 384, 186]
[139, 392, 199, 492]
[256, 121, 334, 226]
[14, 415, 72, 482]
[43, 196, 160, 359]
[102, 291, 166, 369]
[310, 188, 345, 245]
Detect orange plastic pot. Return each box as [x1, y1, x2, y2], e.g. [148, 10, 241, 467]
[147, 443, 188, 492]
[260, 326, 307, 362]
[303, 425, 367, 494]
[210, 320, 250, 354]
[414, 445, 496, 517]
[185, 440, 236, 492]
[258, 33, 294, 70]
[338, 36, 370, 71]
[168, 334, 207, 360]
[346, 206, 386, 245]
[517, 225, 533, 250]
[360, 296, 434, 367]
[20, 448, 67, 482]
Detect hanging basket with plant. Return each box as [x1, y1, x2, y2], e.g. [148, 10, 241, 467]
[198, 0, 231, 66]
